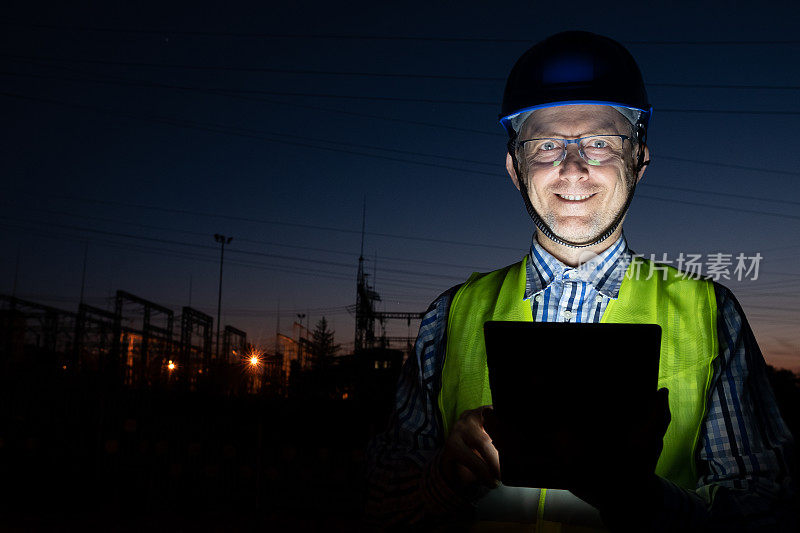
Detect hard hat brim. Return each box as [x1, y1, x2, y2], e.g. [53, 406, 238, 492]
[499, 100, 652, 136]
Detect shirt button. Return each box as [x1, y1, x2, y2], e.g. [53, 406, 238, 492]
[563, 310, 573, 319]
[596, 295, 604, 303]
[535, 294, 543, 303]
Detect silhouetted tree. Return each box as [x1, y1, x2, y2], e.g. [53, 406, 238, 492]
[310, 317, 340, 371]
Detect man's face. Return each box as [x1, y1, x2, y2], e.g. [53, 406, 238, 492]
[507, 105, 643, 245]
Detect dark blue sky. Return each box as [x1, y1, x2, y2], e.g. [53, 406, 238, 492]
[2, 1, 800, 369]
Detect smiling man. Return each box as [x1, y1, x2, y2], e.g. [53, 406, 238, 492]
[507, 104, 645, 264]
[366, 32, 795, 532]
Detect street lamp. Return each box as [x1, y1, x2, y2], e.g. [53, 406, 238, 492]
[246, 347, 262, 395]
[297, 313, 308, 367]
[214, 233, 233, 363]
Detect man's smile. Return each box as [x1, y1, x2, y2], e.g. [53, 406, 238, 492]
[555, 193, 597, 202]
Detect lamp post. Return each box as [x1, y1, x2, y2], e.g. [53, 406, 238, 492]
[296, 313, 307, 368]
[214, 234, 233, 362]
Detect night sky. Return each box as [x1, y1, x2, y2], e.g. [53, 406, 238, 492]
[2, 2, 800, 370]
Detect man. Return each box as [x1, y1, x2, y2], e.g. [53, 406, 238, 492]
[366, 31, 795, 532]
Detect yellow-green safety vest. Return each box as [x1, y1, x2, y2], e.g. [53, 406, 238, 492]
[438, 256, 718, 530]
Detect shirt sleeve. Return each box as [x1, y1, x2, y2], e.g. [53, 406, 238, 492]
[647, 283, 797, 532]
[365, 286, 473, 528]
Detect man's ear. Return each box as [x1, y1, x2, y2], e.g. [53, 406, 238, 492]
[506, 152, 521, 191]
[636, 144, 650, 183]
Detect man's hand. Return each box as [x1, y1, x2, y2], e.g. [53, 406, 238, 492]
[440, 405, 501, 495]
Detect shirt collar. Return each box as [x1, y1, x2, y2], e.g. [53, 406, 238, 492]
[525, 233, 633, 300]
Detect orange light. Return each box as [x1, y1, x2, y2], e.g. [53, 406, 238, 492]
[167, 361, 175, 371]
[244, 347, 263, 370]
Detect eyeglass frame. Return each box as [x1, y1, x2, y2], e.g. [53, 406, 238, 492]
[516, 134, 631, 167]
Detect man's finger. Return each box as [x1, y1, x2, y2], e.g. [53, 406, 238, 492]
[448, 433, 496, 486]
[447, 407, 501, 486]
[462, 425, 500, 482]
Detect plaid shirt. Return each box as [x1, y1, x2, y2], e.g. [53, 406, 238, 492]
[366, 234, 795, 530]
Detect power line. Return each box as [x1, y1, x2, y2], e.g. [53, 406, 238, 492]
[0, 213, 467, 282]
[658, 108, 800, 116]
[0, 213, 473, 285]
[635, 194, 800, 222]
[638, 183, 800, 207]
[0, 89, 509, 178]
[6, 70, 800, 115]
[655, 155, 800, 178]
[0, 22, 532, 41]
[624, 39, 800, 46]
[4, 92, 800, 224]
[22, 198, 799, 281]
[650, 82, 800, 91]
[14, 203, 496, 272]
[8, 54, 800, 91]
[3, 22, 799, 45]
[3, 82, 800, 186]
[0, 220, 352, 283]
[8, 64, 800, 178]
[4, 62, 501, 137]
[0, 219, 448, 292]
[2, 64, 505, 166]
[3, 288, 357, 317]
[10, 193, 800, 292]
[3, 217, 797, 315]
[1, 54, 507, 82]
[4, 92, 800, 216]
[2, 186, 522, 251]
[10, 297, 415, 328]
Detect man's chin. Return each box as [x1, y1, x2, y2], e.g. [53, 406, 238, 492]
[546, 224, 603, 246]
[537, 211, 620, 247]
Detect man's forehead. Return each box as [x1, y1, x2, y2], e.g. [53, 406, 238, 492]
[518, 105, 629, 137]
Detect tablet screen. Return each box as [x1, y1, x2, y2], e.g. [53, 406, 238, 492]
[483, 321, 661, 488]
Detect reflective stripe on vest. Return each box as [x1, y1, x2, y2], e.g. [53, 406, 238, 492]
[439, 255, 717, 526]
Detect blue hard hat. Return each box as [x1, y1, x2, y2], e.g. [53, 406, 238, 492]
[500, 31, 652, 137]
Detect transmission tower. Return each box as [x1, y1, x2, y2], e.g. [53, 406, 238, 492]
[352, 200, 424, 352]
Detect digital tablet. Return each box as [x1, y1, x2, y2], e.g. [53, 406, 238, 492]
[483, 321, 662, 489]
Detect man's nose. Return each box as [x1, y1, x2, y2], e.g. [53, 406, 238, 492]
[559, 144, 589, 179]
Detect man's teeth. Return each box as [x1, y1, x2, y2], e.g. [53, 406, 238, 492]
[558, 194, 592, 201]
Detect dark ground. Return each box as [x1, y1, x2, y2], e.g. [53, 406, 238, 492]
[0, 365, 383, 532]
[2, 362, 798, 532]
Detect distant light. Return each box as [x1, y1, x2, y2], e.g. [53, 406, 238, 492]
[168, 361, 175, 371]
[342, 392, 349, 400]
[244, 347, 263, 370]
[62, 365, 67, 370]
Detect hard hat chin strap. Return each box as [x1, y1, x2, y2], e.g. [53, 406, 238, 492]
[517, 174, 634, 249]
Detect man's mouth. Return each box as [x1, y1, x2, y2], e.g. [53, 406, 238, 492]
[555, 193, 596, 202]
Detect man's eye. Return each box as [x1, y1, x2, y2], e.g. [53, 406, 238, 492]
[591, 139, 608, 148]
[541, 141, 556, 151]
